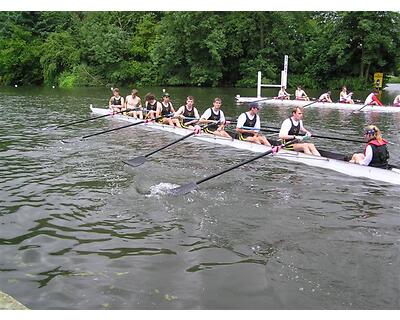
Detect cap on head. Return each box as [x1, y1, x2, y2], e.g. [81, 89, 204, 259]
[163, 92, 170, 97]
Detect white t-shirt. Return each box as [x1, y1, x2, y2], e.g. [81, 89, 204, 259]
[236, 112, 260, 130]
[200, 108, 226, 123]
[279, 117, 305, 138]
[364, 93, 374, 105]
[360, 145, 373, 166]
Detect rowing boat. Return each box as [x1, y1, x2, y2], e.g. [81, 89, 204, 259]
[90, 106, 400, 186]
[235, 96, 400, 113]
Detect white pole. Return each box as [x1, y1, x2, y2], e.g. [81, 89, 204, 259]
[257, 71, 262, 98]
[282, 55, 288, 87]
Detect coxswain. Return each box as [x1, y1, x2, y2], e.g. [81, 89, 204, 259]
[279, 106, 321, 156]
[199, 97, 231, 138]
[235, 103, 271, 145]
[349, 125, 389, 169]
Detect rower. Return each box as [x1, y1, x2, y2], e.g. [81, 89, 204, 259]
[364, 89, 383, 106]
[156, 92, 181, 127]
[349, 125, 389, 169]
[174, 96, 200, 128]
[339, 86, 354, 104]
[279, 106, 321, 156]
[295, 86, 310, 101]
[277, 86, 291, 100]
[109, 88, 125, 113]
[393, 94, 400, 107]
[199, 97, 231, 138]
[125, 89, 143, 119]
[235, 103, 271, 146]
[319, 91, 332, 103]
[144, 93, 161, 119]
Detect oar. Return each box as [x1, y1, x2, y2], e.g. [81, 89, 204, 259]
[122, 122, 215, 167]
[303, 99, 321, 108]
[255, 127, 365, 143]
[43, 105, 134, 130]
[62, 115, 168, 143]
[351, 103, 370, 114]
[169, 139, 298, 196]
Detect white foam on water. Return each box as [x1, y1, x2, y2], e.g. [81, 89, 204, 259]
[147, 182, 180, 197]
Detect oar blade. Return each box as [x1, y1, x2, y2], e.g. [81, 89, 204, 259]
[122, 155, 147, 167]
[169, 182, 198, 196]
[42, 124, 58, 131]
[61, 137, 83, 144]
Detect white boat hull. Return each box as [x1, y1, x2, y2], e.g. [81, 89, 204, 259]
[90, 106, 400, 186]
[235, 96, 400, 113]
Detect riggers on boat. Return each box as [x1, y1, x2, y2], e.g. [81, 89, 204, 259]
[90, 106, 400, 186]
[235, 96, 400, 113]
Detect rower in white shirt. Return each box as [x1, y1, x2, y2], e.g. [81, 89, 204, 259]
[279, 106, 320, 156]
[199, 97, 231, 138]
[277, 86, 291, 100]
[339, 86, 354, 104]
[319, 91, 332, 103]
[295, 86, 310, 101]
[235, 103, 270, 145]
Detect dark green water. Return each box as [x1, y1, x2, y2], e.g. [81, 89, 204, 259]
[0, 86, 399, 309]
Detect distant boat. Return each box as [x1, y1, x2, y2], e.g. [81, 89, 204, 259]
[235, 96, 400, 113]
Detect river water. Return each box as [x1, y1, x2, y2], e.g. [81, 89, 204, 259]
[0, 86, 399, 309]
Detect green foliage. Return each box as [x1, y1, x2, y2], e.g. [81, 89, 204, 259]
[40, 31, 80, 85]
[0, 11, 399, 88]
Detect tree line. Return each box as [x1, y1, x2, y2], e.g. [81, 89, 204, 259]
[1, 11, 399, 89]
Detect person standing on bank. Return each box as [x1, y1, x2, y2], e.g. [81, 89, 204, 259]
[109, 88, 125, 113]
[349, 125, 389, 169]
[279, 106, 321, 156]
[236, 103, 271, 146]
[200, 97, 231, 138]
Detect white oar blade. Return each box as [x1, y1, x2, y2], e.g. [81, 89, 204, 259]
[123, 156, 146, 167]
[42, 124, 58, 131]
[169, 182, 198, 196]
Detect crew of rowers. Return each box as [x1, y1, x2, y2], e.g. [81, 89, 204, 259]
[109, 88, 390, 169]
[277, 85, 400, 107]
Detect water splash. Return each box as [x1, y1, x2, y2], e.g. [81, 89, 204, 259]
[147, 182, 180, 197]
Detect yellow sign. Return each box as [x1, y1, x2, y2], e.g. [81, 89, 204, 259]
[374, 72, 383, 88]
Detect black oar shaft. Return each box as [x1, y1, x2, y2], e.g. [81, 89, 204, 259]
[195, 140, 295, 186]
[145, 131, 195, 157]
[82, 121, 144, 139]
[56, 112, 111, 128]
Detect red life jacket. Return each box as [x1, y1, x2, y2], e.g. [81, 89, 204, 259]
[364, 139, 389, 169]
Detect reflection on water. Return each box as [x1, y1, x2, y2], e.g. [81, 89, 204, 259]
[1, 87, 400, 309]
